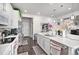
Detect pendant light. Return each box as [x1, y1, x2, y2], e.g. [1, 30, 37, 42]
[70, 3, 75, 20]
[51, 8, 57, 23]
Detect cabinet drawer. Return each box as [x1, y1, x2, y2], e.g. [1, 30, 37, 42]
[0, 3, 3, 11]
[50, 45, 61, 55]
[50, 40, 69, 55]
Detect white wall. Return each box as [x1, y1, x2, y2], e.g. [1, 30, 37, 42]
[21, 14, 52, 35]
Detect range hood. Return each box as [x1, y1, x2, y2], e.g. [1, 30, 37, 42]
[0, 11, 8, 26]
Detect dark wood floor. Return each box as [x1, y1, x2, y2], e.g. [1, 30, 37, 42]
[17, 37, 37, 55]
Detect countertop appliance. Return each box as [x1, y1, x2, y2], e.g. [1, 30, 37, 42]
[1, 30, 10, 43]
[71, 29, 79, 35]
[11, 28, 18, 35]
[57, 30, 62, 36]
[1, 28, 18, 43]
[1, 30, 10, 36]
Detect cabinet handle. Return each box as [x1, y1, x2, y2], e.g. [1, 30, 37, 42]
[50, 43, 61, 47]
[50, 45, 61, 51]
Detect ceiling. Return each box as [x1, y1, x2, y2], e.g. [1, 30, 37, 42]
[11, 3, 79, 17]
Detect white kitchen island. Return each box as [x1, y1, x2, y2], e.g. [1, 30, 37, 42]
[0, 35, 18, 55]
[36, 33, 79, 55]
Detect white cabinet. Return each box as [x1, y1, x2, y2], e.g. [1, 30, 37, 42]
[37, 35, 44, 49]
[0, 12, 9, 26]
[7, 10, 20, 28]
[37, 34, 50, 54]
[0, 3, 13, 26]
[11, 10, 20, 28]
[4, 3, 13, 12]
[44, 38, 50, 54]
[0, 3, 3, 11]
[0, 3, 13, 12]
[37, 35, 42, 47]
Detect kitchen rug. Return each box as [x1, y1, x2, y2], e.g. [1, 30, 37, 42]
[19, 39, 28, 45]
[33, 46, 46, 55]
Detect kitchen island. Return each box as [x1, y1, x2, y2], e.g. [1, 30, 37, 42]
[36, 33, 79, 55]
[0, 35, 18, 55]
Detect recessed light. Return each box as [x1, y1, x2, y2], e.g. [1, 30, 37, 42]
[68, 8, 71, 10]
[53, 20, 56, 23]
[60, 19, 63, 22]
[60, 5, 63, 7]
[53, 9, 56, 11]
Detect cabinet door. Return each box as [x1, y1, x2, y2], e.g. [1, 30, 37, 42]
[11, 10, 20, 28]
[0, 3, 13, 12]
[37, 35, 44, 49]
[37, 35, 40, 45]
[37, 35, 50, 54]
[4, 3, 13, 12]
[0, 3, 3, 11]
[44, 38, 50, 54]
[0, 12, 9, 25]
[37, 35, 41, 46]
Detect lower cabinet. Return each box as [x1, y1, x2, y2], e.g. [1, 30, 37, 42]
[37, 34, 50, 54]
[37, 34, 69, 55]
[44, 39, 50, 54]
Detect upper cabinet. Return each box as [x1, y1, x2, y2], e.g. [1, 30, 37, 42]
[4, 3, 13, 12]
[0, 12, 9, 26]
[0, 3, 13, 12]
[8, 10, 21, 29]
[0, 3, 21, 29]
[0, 4, 3, 11]
[0, 3, 13, 26]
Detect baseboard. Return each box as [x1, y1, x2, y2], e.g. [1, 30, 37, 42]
[24, 36, 33, 39]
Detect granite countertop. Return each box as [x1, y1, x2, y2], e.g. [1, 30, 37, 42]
[38, 33, 79, 48]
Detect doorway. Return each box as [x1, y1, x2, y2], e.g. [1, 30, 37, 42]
[22, 17, 33, 38]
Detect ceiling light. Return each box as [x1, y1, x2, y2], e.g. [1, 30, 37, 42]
[60, 5, 63, 7]
[53, 20, 56, 23]
[53, 9, 56, 12]
[71, 15, 75, 19]
[68, 8, 71, 10]
[60, 19, 63, 22]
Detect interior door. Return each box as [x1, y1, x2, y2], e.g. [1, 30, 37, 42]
[22, 20, 30, 36]
[22, 17, 33, 37]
